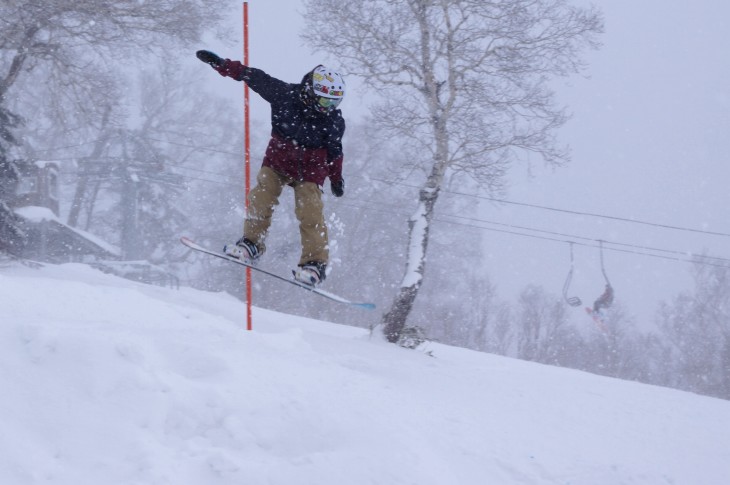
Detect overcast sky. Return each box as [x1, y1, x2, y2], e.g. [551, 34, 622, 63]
[503, 0, 730, 327]
[201, 0, 730, 328]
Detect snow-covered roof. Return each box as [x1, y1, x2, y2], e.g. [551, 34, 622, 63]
[14, 206, 121, 257]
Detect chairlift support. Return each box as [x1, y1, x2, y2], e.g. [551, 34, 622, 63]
[562, 242, 582, 307]
[591, 240, 614, 313]
[598, 240, 611, 287]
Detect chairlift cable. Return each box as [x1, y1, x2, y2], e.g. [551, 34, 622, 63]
[362, 176, 730, 239]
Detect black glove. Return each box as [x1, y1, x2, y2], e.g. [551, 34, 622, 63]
[196, 50, 223, 68]
[331, 179, 344, 197]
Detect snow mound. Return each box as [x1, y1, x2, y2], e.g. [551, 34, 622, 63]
[1, 263, 729, 484]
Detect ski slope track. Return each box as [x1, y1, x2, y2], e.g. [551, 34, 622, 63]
[1, 262, 729, 485]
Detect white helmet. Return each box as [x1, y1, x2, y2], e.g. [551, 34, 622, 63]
[310, 65, 345, 112]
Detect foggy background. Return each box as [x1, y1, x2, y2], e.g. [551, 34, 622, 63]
[2, 0, 729, 399]
[204, 0, 730, 328]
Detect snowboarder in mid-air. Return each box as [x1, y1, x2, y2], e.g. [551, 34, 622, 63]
[196, 50, 346, 286]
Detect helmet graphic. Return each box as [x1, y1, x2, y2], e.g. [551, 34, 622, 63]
[309, 65, 345, 113]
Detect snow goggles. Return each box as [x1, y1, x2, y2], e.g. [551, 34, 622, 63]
[316, 96, 342, 110]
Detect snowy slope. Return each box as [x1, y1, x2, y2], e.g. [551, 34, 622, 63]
[1, 263, 729, 485]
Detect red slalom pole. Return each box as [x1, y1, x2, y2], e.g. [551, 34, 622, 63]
[243, 1, 252, 331]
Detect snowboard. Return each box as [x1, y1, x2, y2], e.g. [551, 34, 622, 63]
[180, 237, 376, 310]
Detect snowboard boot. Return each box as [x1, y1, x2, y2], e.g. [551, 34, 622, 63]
[293, 261, 327, 286]
[223, 237, 260, 264]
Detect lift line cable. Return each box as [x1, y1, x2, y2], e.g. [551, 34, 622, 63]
[336, 199, 730, 269]
[433, 211, 730, 264]
[361, 176, 730, 239]
[37, 137, 730, 238]
[338, 194, 730, 265]
[48, 141, 728, 238]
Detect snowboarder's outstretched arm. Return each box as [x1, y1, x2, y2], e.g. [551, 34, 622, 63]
[195, 50, 289, 103]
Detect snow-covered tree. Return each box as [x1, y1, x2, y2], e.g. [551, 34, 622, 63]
[303, 0, 603, 344]
[515, 285, 579, 365]
[0, 0, 228, 257]
[659, 261, 730, 399]
[1, 0, 226, 123]
[581, 303, 636, 378]
[0, 105, 24, 254]
[66, 64, 243, 263]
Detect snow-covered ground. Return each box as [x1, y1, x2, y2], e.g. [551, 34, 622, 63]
[1, 263, 729, 485]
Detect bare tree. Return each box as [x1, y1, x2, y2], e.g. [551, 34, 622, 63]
[1, 0, 226, 117]
[303, 0, 603, 343]
[0, 1, 227, 247]
[515, 284, 576, 364]
[64, 65, 244, 262]
[659, 261, 730, 399]
[581, 303, 636, 378]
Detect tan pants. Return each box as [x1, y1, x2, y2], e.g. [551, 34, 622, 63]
[244, 166, 329, 266]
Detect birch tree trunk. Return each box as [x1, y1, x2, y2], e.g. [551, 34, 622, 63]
[383, 170, 443, 342]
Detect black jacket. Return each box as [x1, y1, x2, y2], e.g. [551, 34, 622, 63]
[217, 61, 345, 164]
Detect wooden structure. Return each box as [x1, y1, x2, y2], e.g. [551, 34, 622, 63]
[5, 160, 119, 262]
